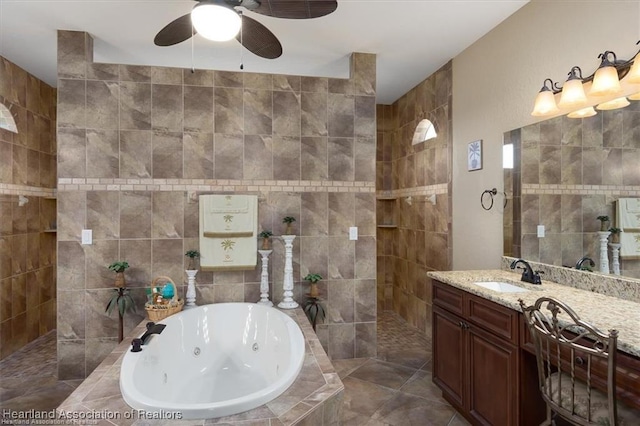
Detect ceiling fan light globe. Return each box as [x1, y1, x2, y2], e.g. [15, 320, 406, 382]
[192, 3, 241, 42]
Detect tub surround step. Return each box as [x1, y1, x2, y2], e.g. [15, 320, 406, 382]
[57, 307, 343, 425]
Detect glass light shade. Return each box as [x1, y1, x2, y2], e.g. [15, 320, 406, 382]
[628, 91, 640, 101]
[626, 52, 640, 84]
[558, 79, 587, 109]
[531, 90, 559, 117]
[191, 3, 241, 42]
[589, 66, 622, 97]
[596, 97, 630, 110]
[567, 106, 597, 119]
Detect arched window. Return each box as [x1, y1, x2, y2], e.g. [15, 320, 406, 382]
[0, 103, 18, 133]
[411, 118, 436, 145]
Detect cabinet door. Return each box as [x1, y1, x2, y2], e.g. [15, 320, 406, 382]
[433, 306, 466, 409]
[468, 324, 519, 426]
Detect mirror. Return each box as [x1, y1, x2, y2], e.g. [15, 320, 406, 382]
[503, 111, 640, 280]
[0, 102, 18, 133]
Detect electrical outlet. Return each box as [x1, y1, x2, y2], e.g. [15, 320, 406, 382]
[81, 229, 93, 245]
[537, 225, 545, 238]
[349, 227, 358, 241]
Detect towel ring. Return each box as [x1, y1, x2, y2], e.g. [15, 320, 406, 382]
[481, 188, 507, 211]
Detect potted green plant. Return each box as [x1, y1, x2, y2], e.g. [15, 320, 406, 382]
[258, 230, 273, 250]
[597, 215, 610, 232]
[609, 227, 622, 243]
[108, 261, 129, 288]
[302, 273, 325, 331]
[106, 261, 135, 343]
[283, 216, 296, 235]
[185, 250, 200, 271]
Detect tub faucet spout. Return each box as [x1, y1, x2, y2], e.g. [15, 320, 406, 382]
[139, 321, 166, 345]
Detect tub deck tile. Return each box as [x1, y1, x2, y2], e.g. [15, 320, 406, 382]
[57, 307, 343, 425]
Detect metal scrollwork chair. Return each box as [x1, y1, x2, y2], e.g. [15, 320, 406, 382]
[519, 297, 640, 425]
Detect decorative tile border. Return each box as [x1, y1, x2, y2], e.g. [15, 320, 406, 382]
[0, 183, 56, 198]
[523, 184, 640, 196]
[57, 178, 375, 193]
[377, 184, 448, 198]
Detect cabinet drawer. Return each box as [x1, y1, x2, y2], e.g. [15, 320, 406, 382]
[433, 280, 464, 316]
[467, 294, 519, 345]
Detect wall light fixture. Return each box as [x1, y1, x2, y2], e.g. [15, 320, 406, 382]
[531, 41, 640, 119]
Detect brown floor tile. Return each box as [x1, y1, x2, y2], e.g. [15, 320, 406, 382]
[371, 392, 457, 425]
[0, 329, 75, 417]
[331, 357, 369, 379]
[342, 376, 398, 418]
[447, 413, 472, 426]
[349, 359, 417, 390]
[399, 368, 447, 404]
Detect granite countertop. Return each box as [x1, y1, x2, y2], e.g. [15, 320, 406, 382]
[427, 269, 640, 358]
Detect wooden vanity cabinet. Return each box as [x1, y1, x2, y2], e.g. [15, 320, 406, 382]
[433, 281, 519, 425]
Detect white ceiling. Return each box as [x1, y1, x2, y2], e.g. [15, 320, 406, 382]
[0, 0, 528, 104]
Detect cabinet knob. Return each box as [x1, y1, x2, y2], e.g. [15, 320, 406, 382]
[459, 321, 464, 328]
[575, 356, 585, 366]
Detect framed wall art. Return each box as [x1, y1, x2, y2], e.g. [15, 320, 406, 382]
[468, 140, 482, 171]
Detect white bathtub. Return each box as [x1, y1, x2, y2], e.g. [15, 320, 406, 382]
[119, 303, 305, 419]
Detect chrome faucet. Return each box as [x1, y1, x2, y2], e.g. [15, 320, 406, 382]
[575, 256, 595, 271]
[131, 322, 166, 352]
[510, 259, 542, 285]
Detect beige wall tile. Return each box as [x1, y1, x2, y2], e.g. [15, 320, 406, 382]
[55, 35, 378, 374]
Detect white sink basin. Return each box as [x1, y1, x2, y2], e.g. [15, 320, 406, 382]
[473, 281, 530, 293]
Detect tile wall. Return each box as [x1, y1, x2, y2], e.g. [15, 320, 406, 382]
[56, 30, 378, 379]
[0, 56, 57, 359]
[376, 62, 453, 334]
[504, 106, 640, 278]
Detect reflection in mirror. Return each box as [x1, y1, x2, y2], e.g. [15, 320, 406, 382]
[0, 103, 18, 133]
[503, 111, 640, 279]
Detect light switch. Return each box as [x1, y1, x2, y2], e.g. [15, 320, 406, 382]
[537, 225, 545, 238]
[81, 229, 93, 245]
[349, 227, 358, 241]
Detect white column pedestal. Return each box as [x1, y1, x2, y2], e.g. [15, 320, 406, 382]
[609, 243, 622, 276]
[598, 231, 611, 274]
[257, 250, 273, 306]
[278, 235, 298, 309]
[184, 269, 198, 309]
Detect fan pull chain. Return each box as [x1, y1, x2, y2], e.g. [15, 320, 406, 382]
[190, 23, 195, 73]
[239, 11, 244, 70]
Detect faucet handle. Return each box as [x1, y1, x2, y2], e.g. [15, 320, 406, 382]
[131, 338, 142, 352]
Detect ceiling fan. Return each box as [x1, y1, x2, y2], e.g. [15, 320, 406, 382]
[154, 0, 338, 60]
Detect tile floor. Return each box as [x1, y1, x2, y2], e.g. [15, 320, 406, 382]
[334, 312, 469, 425]
[0, 312, 469, 425]
[0, 331, 81, 415]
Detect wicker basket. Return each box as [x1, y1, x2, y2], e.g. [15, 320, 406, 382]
[145, 276, 184, 322]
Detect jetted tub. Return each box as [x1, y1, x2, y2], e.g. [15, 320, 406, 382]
[119, 303, 305, 419]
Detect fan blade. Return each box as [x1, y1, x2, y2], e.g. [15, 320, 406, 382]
[154, 13, 195, 46]
[237, 14, 283, 59]
[251, 0, 338, 19]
